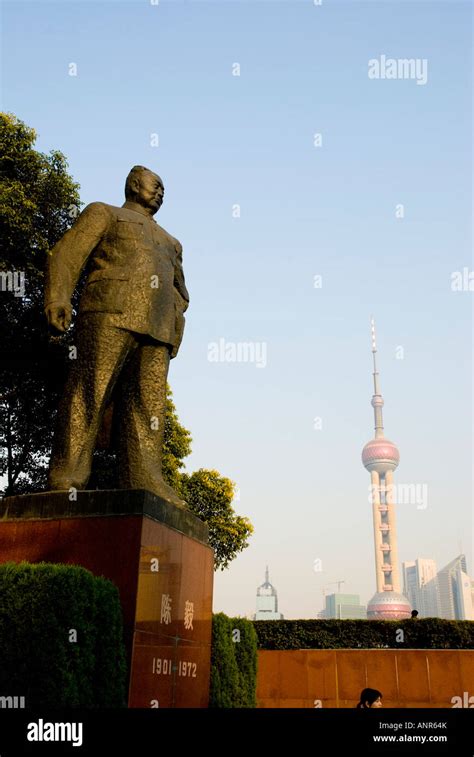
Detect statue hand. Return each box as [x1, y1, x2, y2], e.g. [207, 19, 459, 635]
[45, 302, 72, 333]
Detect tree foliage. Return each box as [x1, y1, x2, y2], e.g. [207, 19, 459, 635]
[180, 469, 253, 570]
[0, 112, 81, 494]
[162, 389, 192, 491]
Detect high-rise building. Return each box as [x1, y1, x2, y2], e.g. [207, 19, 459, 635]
[419, 573, 442, 617]
[402, 554, 474, 619]
[320, 593, 367, 619]
[436, 555, 473, 620]
[253, 566, 284, 620]
[361, 320, 411, 619]
[402, 559, 439, 616]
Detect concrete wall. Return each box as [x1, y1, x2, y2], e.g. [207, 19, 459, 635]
[257, 649, 474, 708]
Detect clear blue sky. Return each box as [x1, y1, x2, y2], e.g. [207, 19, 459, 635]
[1, 0, 472, 617]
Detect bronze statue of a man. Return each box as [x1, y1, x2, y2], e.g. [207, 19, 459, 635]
[44, 165, 189, 507]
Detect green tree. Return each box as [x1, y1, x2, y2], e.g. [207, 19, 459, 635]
[180, 468, 253, 570]
[0, 112, 81, 494]
[162, 388, 192, 491]
[0, 113, 253, 570]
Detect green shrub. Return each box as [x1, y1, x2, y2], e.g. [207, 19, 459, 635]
[232, 616, 258, 707]
[0, 561, 127, 707]
[253, 618, 474, 650]
[210, 613, 258, 707]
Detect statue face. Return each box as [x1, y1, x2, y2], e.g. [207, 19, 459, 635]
[134, 170, 164, 213]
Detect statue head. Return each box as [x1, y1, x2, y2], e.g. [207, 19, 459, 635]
[125, 165, 164, 214]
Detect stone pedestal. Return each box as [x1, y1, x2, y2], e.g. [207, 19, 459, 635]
[0, 489, 214, 708]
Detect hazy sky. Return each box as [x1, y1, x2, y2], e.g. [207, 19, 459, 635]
[2, 0, 472, 617]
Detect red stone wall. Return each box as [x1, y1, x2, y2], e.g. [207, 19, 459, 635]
[257, 649, 474, 708]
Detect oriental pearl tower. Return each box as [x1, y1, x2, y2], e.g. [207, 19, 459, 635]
[362, 319, 411, 620]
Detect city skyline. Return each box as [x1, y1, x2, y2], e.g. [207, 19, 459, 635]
[2, 0, 472, 618]
[249, 551, 473, 620]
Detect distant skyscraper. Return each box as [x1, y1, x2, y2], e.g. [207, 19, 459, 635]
[320, 593, 367, 619]
[361, 319, 411, 619]
[402, 559, 439, 616]
[253, 566, 284, 620]
[402, 555, 474, 619]
[436, 555, 474, 620]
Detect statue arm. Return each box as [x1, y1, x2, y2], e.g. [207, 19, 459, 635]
[45, 202, 110, 310]
[173, 240, 189, 312]
[170, 240, 189, 358]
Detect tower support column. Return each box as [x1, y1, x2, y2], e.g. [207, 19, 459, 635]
[385, 469, 401, 593]
[371, 470, 384, 593]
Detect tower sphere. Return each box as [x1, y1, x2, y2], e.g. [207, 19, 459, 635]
[362, 438, 400, 474]
[367, 591, 411, 619]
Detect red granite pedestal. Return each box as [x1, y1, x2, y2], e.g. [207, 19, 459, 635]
[0, 489, 214, 708]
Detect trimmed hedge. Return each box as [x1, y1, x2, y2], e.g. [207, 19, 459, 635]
[253, 618, 474, 650]
[232, 616, 258, 707]
[210, 613, 258, 707]
[0, 562, 127, 707]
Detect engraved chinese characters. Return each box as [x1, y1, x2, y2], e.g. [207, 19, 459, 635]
[129, 521, 213, 707]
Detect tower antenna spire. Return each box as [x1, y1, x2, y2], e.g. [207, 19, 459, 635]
[370, 317, 384, 438]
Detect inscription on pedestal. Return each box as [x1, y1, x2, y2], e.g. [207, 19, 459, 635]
[128, 522, 213, 707]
